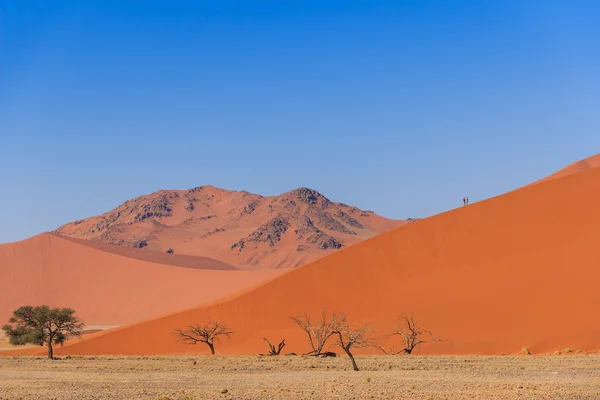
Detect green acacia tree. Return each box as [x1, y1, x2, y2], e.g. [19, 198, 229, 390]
[2, 306, 85, 359]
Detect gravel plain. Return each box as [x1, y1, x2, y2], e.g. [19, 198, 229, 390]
[1, 354, 599, 399]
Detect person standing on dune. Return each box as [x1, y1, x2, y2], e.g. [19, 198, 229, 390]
[462, 197, 466, 206]
[466, 196, 469, 205]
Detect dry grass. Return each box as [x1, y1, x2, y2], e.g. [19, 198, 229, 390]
[1, 354, 599, 399]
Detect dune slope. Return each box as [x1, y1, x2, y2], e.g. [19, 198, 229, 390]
[0, 234, 284, 327]
[40, 163, 600, 357]
[533, 152, 600, 185]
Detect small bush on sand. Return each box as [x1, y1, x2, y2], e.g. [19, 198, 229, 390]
[262, 338, 286, 356]
[377, 313, 441, 355]
[522, 347, 530, 355]
[220, 388, 228, 394]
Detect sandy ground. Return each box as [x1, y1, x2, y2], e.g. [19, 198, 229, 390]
[1, 355, 599, 399]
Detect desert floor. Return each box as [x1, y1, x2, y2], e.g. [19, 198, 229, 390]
[1, 355, 599, 399]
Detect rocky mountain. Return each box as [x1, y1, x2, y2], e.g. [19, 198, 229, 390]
[55, 185, 403, 269]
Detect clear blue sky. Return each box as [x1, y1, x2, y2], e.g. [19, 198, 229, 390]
[1, 1, 599, 243]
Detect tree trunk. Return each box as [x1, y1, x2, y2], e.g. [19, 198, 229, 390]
[343, 346, 359, 371]
[208, 342, 215, 355]
[47, 341, 54, 359]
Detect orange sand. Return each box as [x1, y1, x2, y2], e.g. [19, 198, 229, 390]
[0, 234, 285, 327]
[14, 161, 600, 357]
[532, 152, 600, 185]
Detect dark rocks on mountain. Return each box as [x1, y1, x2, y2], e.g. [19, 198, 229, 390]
[309, 211, 355, 235]
[231, 216, 291, 251]
[289, 188, 331, 209]
[294, 216, 317, 239]
[184, 191, 198, 212]
[88, 212, 122, 233]
[240, 201, 259, 217]
[230, 241, 244, 250]
[333, 210, 364, 229]
[131, 239, 148, 248]
[313, 235, 343, 250]
[295, 216, 344, 250]
[93, 234, 148, 249]
[130, 193, 175, 223]
[295, 244, 308, 252]
[202, 227, 225, 239]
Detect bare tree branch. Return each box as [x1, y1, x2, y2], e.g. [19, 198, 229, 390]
[172, 320, 233, 355]
[291, 311, 337, 356]
[380, 313, 442, 355]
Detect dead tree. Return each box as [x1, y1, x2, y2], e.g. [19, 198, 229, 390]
[291, 311, 337, 356]
[331, 313, 373, 371]
[379, 313, 441, 355]
[173, 320, 233, 355]
[262, 338, 286, 356]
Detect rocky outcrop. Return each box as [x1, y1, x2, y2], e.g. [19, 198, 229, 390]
[184, 191, 197, 212]
[201, 227, 225, 239]
[333, 210, 364, 229]
[240, 201, 259, 217]
[231, 216, 291, 251]
[308, 210, 355, 235]
[129, 193, 177, 223]
[288, 188, 331, 208]
[295, 216, 343, 250]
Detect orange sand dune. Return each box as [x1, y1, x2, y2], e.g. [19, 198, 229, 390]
[31, 163, 600, 356]
[533, 152, 600, 185]
[0, 233, 285, 327]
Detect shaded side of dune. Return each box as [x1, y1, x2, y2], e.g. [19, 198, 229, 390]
[54, 234, 237, 270]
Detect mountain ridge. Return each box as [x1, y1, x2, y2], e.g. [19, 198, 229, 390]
[54, 185, 403, 269]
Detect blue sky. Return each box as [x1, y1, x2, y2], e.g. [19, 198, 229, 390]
[1, 1, 599, 243]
